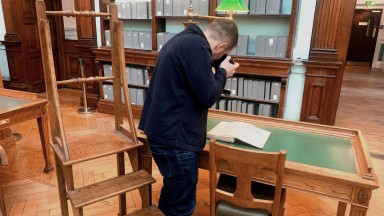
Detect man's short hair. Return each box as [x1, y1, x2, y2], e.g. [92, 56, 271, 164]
[206, 19, 238, 51]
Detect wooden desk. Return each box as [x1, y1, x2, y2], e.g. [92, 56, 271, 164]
[139, 110, 379, 216]
[0, 88, 53, 173]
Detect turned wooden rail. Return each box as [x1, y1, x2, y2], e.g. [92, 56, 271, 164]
[46, 10, 110, 17]
[56, 76, 114, 85]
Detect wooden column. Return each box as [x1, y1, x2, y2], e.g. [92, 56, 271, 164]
[301, 0, 356, 125]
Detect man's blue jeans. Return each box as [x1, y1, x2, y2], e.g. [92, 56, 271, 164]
[148, 139, 199, 216]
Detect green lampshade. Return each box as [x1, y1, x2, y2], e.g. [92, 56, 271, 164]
[215, 0, 249, 12]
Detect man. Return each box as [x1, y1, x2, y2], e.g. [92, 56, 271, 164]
[139, 19, 239, 215]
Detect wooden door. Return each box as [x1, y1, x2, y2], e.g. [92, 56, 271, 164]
[346, 9, 382, 65]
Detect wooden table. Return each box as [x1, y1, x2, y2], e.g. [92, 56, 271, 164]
[0, 88, 53, 173]
[139, 110, 379, 216]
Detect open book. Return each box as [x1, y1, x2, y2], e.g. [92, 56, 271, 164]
[207, 121, 271, 149]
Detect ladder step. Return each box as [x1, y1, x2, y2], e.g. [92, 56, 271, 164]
[127, 205, 165, 216]
[68, 170, 155, 208]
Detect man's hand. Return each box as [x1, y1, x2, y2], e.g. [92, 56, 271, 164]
[219, 55, 239, 78]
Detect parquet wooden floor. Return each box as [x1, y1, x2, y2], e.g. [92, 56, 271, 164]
[1, 65, 383, 215]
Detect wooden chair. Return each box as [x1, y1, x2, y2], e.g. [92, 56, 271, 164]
[209, 140, 287, 216]
[35, 0, 162, 215]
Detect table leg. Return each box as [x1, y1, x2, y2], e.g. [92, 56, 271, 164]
[337, 201, 347, 216]
[37, 115, 54, 173]
[349, 205, 368, 216]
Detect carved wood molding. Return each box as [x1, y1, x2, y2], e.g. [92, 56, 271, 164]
[309, 0, 357, 62]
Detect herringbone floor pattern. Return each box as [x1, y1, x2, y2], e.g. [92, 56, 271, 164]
[0, 66, 383, 215]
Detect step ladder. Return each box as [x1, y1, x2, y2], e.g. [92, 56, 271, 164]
[35, 0, 162, 215]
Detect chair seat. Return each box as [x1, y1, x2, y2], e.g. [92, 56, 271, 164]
[216, 200, 270, 216]
[52, 130, 143, 166]
[216, 174, 286, 216]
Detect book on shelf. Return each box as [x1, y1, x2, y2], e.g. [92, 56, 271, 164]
[207, 121, 271, 149]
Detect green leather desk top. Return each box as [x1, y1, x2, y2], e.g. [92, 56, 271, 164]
[0, 96, 31, 110]
[207, 118, 357, 174]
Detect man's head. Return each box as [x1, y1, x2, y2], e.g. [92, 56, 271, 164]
[204, 19, 238, 60]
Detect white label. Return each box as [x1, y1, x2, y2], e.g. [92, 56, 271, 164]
[106, 41, 110, 46]
[269, 39, 274, 46]
[359, 22, 368, 26]
[157, 11, 162, 16]
[104, 94, 108, 99]
[273, 95, 278, 100]
[231, 90, 236, 95]
[140, 43, 144, 48]
[147, 80, 150, 85]
[166, 0, 170, 4]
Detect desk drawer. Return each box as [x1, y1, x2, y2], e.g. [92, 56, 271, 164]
[0, 118, 10, 129]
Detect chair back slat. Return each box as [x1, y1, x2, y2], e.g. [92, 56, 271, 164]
[210, 139, 286, 216]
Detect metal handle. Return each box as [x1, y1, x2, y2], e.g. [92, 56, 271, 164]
[366, 18, 372, 37]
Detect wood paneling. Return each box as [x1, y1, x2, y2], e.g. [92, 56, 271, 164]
[301, 0, 356, 125]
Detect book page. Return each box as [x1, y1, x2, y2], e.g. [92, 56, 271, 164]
[207, 121, 271, 149]
[230, 122, 271, 149]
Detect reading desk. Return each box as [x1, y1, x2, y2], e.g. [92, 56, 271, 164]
[0, 88, 53, 173]
[138, 110, 379, 216]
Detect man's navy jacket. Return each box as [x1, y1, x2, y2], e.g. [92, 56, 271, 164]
[138, 24, 227, 152]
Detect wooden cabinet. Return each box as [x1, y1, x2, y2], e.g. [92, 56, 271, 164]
[93, 0, 298, 119]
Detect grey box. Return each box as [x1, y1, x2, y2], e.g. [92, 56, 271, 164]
[156, 0, 164, 16]
[145, 32, 152, 50]
[218, 99, 227, 111]
[144, 69, 150, 86]
[257, 80, 265, 100]
[107, 85, 114, 101]
[136, 89, 146, 105]
[172, 0, 182, 16]
[265, 81, 271, 100]
[229, 46, 237, 56]
[148, 1, 152, 19]
[132, 31, 140, 49]
[241, 101, 248, 114]
[182, 0, 190, 16]
[237, 35, 249, 56]
[130, 68, 137, 85]
[123, 31, 129, 48]
[125, 31, 133, 48]
[265, 36, 278, 57]
[266, 0, 281, 15]
[136, 68, 145, 85]
[224, 78, 232, 93]
[247, 79, 253, 99]
[192, 0, 200, 16]
[121, 2, 127, 19]
[281, 0, 292, 14]
[125, 67, 132, 84]
[131, 2, 138, 19]
[125, 2, 132, 19]
[256, 0, 266, 14]
[200, 0, 209, 16]
[105, 30, 110, 47]
[103, 64, 112, 77]
[164, 0, 173, 16]
[258, 103, 264, 115]
[238, 77, 244, 97]
[231, 77, 238, 96]
[236, 100, 242, 113]
[247, 103, 255, 115]
[243, 79, 248, 98]
[263, 104, 273, 117]
[276, 36, 288, 58]
[227, 99, 232, 111]
[139, 32, 146, 49]
[130, 88, 137, 105]
[255, 35, 266, 56]
[116, 2, 122, 18]
[251, 80, 259, 99]
[231, 100, 238, 112]
[236, 0, 249, 14]
[137, 2, 148, 19]
[157, 32, 165, 51]
[103, 84, 108, 100]
[270, 81, 281, 101]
